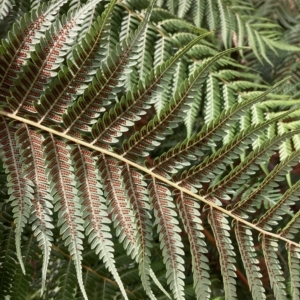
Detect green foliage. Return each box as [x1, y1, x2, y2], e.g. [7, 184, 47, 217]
[1, 0, 300, 300]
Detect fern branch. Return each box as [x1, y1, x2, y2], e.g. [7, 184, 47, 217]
[92, 33, 211, 147]
[0, 117, 32, 274]
[36, 0, 117, 127]
[1, 110, 300, 250]
[15, 124, 53, 294]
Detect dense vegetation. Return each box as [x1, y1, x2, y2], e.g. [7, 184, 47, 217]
[1, 0, 300, 299]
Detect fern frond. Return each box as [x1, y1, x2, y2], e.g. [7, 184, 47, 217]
[0, 0, 68, 104]
[43, 134, 87, 300]
[235, 222, 266, 300]
[97, 154, 136, 255]
[70, 145, 128, 300]
[262, 236, 286, 299]
[92, 33, 210, 148]
[36, 0, 117, 127]
[176, 192, 210, 300]
[193, 0, 205, 28]
[10, 236, 37, 300]
[179, 109, 295, 191]
[209, 130, 300, 199]
[287, 244, 300, 300]
[0, 117, 32, 273]
[15, 124, 53, 294]
[121, 164, 156, 299]
[256, 178, 300, 231]
[62, 1, 154, 137]
[149, 178, 185, 300]
[0, 0, 14, 20]
[10, 0, 104, 118]
[123, 47, 237, 161]
[233, 149, 300, 219]
[153, 79, 285, 175]
[178, 0, 192, 19]
[209, 208, 237, 299]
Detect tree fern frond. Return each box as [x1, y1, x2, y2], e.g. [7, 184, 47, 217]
[287, 244, 300, 300]
[177, 0, 192, 19]
[97, 154, 136, 256]
[10, 236, 37, 300]
[0, 0, 14, 20]
[56, 260, 78, 300]
[179, 109, 296, 191]
[256, 178, 300, 231]
[70, 144, 128, 300]
[206, 0, 217, 30]
[35, 0, 117, 127]
[235, 222, 266, 300]
[152, 79, 286, 175]
[123, 47, 238, 161]
[43, 134, 87, 300]
[233, 149, 300, 219]
[92, 33, 210, 148]
[62, 1, 154, 138]
[176, 192, 210, 300]
[204, 73, 221, 124]
[209, 130, 300, 200]
[193, 0, 205, 28]
[149, 178, 185, 300]
[3, 1, 300, 299]
[15, 124, 53, 294]
[8, 1, 103, 118]
[262, 236, 286, 299]
[0, 117, 32, 273]
[209, 208, 237, 300]
[0, 0, 68, 105]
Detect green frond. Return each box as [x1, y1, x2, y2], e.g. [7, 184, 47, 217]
[70, 145, 128, 300]
[36, 0, 117, 127]
[177, 0, 192, 18]
[233, 149, 300, 219]
[15, 124, 53, 294]
[217, 0, 231, 49]
[255, 171, 300, 231]
[208, 130, 300, 199]
[262, 236, 286, 299]
[0, 117, 33, 273]
[177, 192, 210, 300]
[0, 0, 68, 105]
[91, 33, 209, 149]
[62, 1, 154, 138]
[149, 178, 185, 300]
[121, 164, 157, 299]
[235, 222, 266, 300]
[43, 134, 87, 300]
[124, 47, 237, 161]
[56, 261, 78, 300]
[204, 73, 221, 124]
[97, 154, 137, 256]
[179, 109, 296, 192]
[8, 1, 103, 118]
[206, 0, 217, 31]
[153, 79, 287, 175]
[209, 209, 237, 299]
[0, 0, 14, 20]
[2, 1, 300, 299]
[10, 236, 37, 300]
[193, 0, 205, 28]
